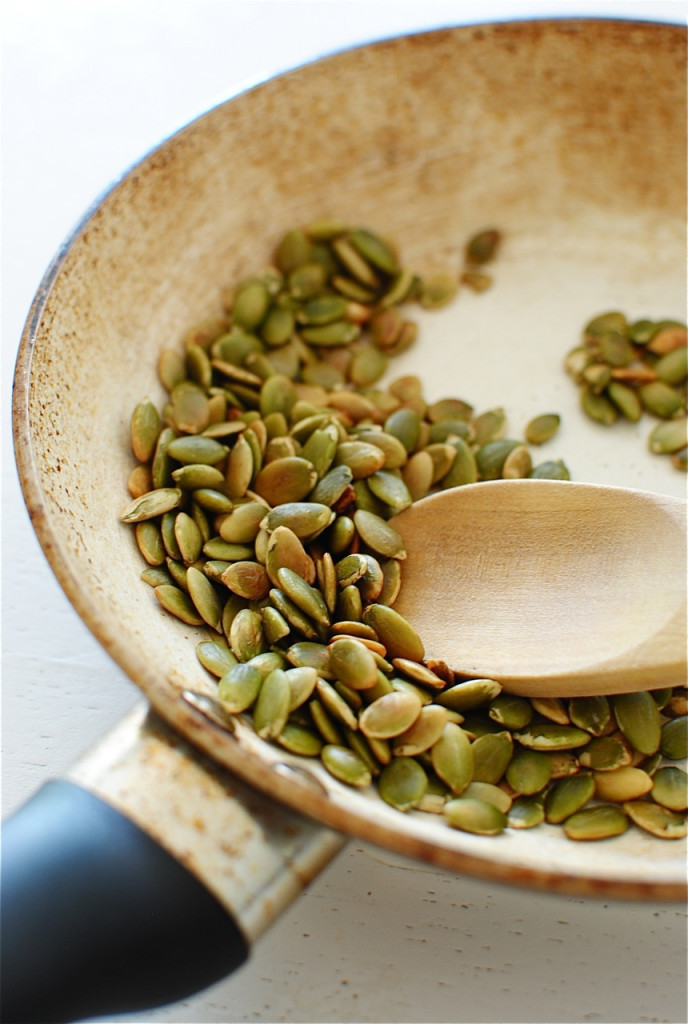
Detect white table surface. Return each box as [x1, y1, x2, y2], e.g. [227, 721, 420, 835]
[2, 2, 687, 1022]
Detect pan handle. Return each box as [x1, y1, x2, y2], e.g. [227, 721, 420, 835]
[1, 704, 345, 1023]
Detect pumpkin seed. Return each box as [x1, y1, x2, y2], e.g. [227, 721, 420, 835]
[393, 705, 448, 757]
[197, 640, 238, 678]
[651, 766, 688, 812]
[217, 662, 263, 713]
[436, 678, 502, 713]
[120, 487, 183, 523]
[431, 723, 474, 796]
[623, 801, 687, 839]
[444, 797, 506, 835]
[253, 668, 291, 740]
[568, 695, 611, 737]
[462, 781, 512, 814]
[578, 733, 632, 771]
[229, 607, 266, 661]
[261, 502, 335, 541]
[378, 757, 428, 811]
[516, 723, 591, 751]
[359, 690, 422, 740]
[594, 766, 653, 802]
[506, 749, 552, 795]
[524, 413, 561, 446]
[321, 744, 372, 788]
[613, 692, 661, 756]
[186, 566, 223, 632]
[362, 604, 424, 662]
[154, 584, 204, 626]
[563, 804, 630, 841]
[660, 716, 687, 760]
[470, 731, 513, 784]
[507, 794, 545, 829]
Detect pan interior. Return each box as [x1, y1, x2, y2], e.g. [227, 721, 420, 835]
[14, 19, 687, 896]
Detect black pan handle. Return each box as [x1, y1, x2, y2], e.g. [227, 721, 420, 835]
[1, 705, 344, 1023]
[1, 779, 248, 1023]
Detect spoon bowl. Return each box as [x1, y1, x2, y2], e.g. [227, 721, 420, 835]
[392, 480, 687, 697]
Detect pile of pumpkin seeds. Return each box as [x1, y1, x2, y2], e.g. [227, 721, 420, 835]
[565, 311, 687, 470]
[121, 222, 687, 842]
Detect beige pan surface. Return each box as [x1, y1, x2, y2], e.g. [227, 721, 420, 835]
[13, 19, 687, 898]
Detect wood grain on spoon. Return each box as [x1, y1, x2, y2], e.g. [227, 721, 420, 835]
[391, 480, 687, 698]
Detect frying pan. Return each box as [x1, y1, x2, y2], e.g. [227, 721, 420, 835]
[3, 17, 687, 1023]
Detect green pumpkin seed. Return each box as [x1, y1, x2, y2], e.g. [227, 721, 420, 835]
[516, 723, 591, 751]
[505, 749, 552, 795]
[564, 804, 630, 840]
[197, 640, 238, 678]
[221, 561, 270, 601]
[261, 502, 335, 541]
[378, 757, 428, 811]
[568, 695, 611, 737]
[441, 436, 478, 488]
[578, 733, 632, 771]
[475, 439, 522, 480]
[444, 797, 506, 835]
[580, 386, 618, 425]
[186, 566, 223, 632]
[529, 459, 570, 480]
[276, 567, 330, 626]
[638, 380, 685, 419]
[436, 678, 502, 713]
[265, 525, 316, 587]
[530, 697, 570, 725]
[130, 398, 162, 463]
[651, 766, 688, 811]
[384, 407, 421, 453]
[462, 781, 512, 814]
[253, 456, 318, 505]
[135, 521, 165, 566]
[362, 604, 424, 662]
[419, 272, 458, 310]
[431, 723, 474, 795]
[489, 694, 533, 731]
[393, 705, 448, 756]
[321, 744, 372, 788]
[501, 444, 533, 479]
[315, 678, 359, 730]
[141, 566, 173, 588]
[472, 407, 507, 447]
[155, 584, 204, 626]
[613, 692, 661, 756]
[218, 662, 263, 713]
[654, 345, 687, 385]
[120, 487, 183, 523]
[524, 413, 561, 446]
[623, 801, 687, 839]
[593, 766, 653, 802]
[170, 381, 210, 434]
[329, 637, 378, 691]
[660, 716, 687, 760]
[545, 775, 596, 823]
[229, 607, 266, 661]
[648, 417, 688, 455]
[277, 722, 323, 757]
[167, 435, 229, 465]
[507, 794, 545, 829]
[253, 668, 291, 739]
[174, 512, 203, 565]
[607, 381, 643, 422]
[172, 464, 226, 490]
[471, 731, 513, 784]
[359, 690, 422, 740]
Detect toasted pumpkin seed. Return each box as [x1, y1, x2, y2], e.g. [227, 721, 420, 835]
[120, 487, 183, 523]
[444, 797, 506, 835]
[651, 766, 688, 811]
[564, 804, 629, 840]
[431, 723, 474, 796]
[613, 692, 661, 756]
[321, 744, 372, 788]
[378, 757, 428, 811]
[623, 800, 686, 839]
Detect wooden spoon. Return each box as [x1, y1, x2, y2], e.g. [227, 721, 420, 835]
[391, 480, 686, 697]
